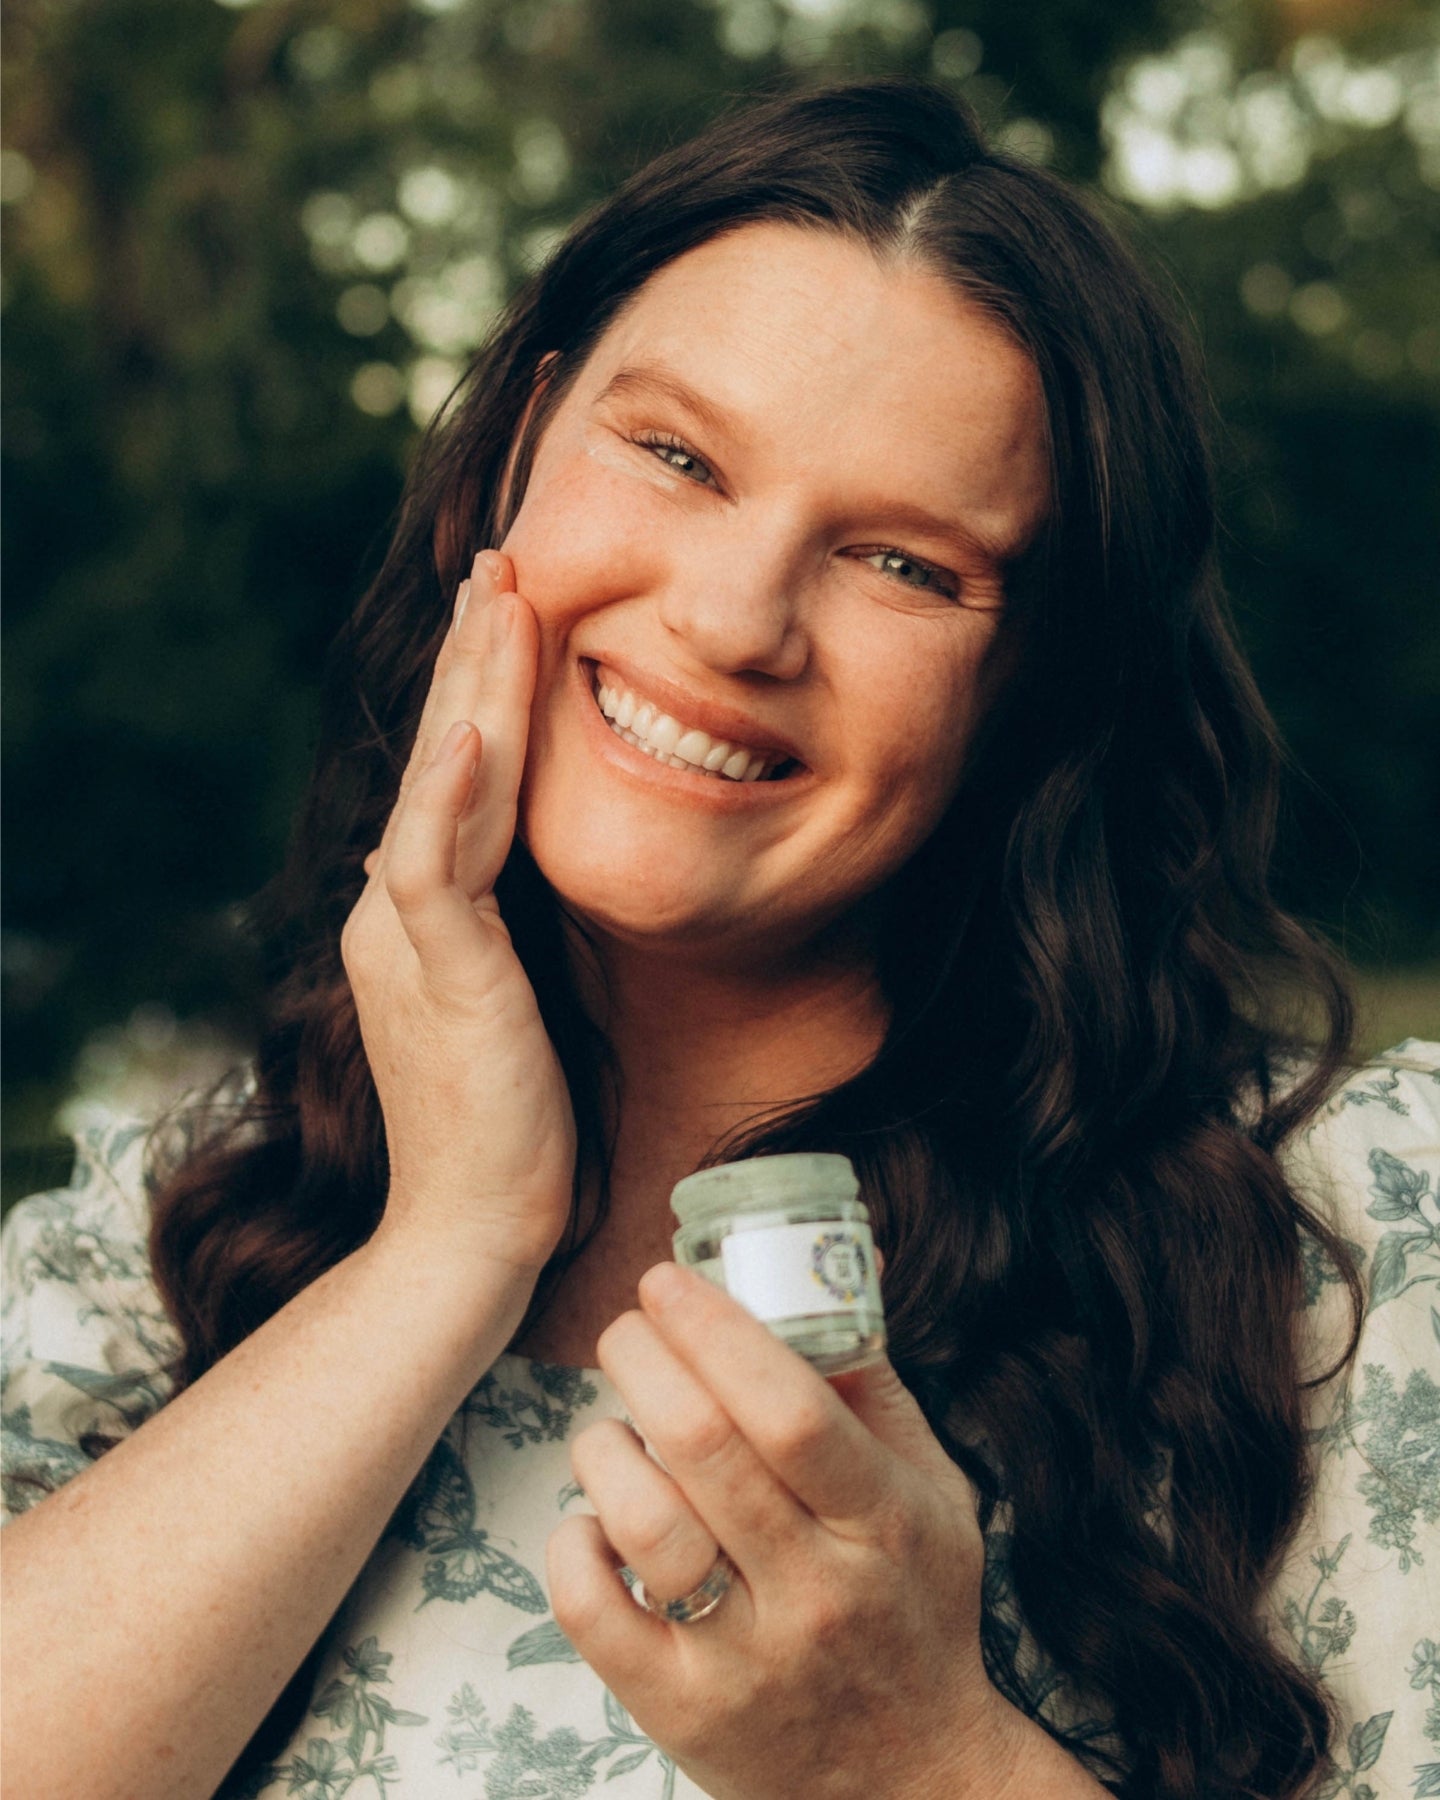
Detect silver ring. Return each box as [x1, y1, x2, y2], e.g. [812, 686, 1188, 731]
[631, 1550, 734, 1624]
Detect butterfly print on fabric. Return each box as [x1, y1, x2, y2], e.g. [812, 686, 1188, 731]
[387, 1435, 547, 1613]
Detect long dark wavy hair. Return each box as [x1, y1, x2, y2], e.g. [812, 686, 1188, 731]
[145, 75, 1364, 1798]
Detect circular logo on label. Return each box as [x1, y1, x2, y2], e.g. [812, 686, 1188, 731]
[810, 1231, 868, 1304]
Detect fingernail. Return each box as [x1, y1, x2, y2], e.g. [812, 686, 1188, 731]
[437, 720, 472, 761]
[639, 1262, 695, 1311]
[453, 579, 471, 635]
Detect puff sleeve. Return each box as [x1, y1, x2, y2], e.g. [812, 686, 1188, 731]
[1, 1116, 182, 1526]
[1263, 1040, 1440, 1800]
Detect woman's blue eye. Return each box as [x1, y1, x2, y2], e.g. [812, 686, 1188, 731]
[861, 550, 959, 600]
[630, 437, 958, 601]
[635, 432, 715, 485]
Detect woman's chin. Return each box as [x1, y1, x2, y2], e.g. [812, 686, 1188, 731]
[535, 866, 874, 983]
[539, 871, 755, 954]
[520, 809, 746, 942]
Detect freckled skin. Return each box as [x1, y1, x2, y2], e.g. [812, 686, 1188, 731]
[500, 222, 1049, 967]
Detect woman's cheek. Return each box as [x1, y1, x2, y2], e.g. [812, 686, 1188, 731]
[502, 445, 672, 610]
[864, 635, 993, 816]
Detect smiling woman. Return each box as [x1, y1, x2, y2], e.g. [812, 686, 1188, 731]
[2, 75, 1437, 1800]
[504, 225, 1042, 962]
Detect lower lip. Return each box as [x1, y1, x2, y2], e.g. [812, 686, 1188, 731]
[573, 660, 810, 809]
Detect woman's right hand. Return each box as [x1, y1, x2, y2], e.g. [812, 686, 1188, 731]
[341, 549, 578, 1277]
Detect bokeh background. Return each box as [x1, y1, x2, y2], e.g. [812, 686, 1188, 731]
[4, 0, 1438, 1211]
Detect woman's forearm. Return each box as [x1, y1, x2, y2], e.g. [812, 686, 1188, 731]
[1, 1224, 539, 1800]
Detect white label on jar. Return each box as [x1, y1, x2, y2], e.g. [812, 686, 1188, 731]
[719, 1220, 877, 1322]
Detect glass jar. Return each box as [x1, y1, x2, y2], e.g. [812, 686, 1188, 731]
[670, 1153, 886, 1375]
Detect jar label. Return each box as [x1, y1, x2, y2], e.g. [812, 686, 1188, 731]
[719, 1220, 878, 1322]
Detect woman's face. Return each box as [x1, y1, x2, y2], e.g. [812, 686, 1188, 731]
[499, 221, 1049, 965]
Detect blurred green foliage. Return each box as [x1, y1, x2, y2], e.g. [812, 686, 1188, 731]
[4, 0, 1438, 1205]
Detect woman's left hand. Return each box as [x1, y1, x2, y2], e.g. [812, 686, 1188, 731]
[546, 1261, 1030, 1800]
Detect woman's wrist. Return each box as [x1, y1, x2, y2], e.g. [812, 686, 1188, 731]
[893, 1688, 1111, 1800]
[360, 1210, 549, 1358]
[966, 1695, 1112, 1799]
[369, 1186, 565, 1285]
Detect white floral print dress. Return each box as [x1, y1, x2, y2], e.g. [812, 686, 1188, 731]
[2, 1044, 1437, 1799]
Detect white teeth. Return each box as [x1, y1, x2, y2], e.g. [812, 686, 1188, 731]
[648, 713, 682, 756]
[592, 669, 788, 783]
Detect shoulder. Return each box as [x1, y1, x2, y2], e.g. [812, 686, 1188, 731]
[2, 1113, 176, 1520]
[1260, 1044, 1440, 1795]
[3, 1112, 168, 1321]
[2, 1063, 257, 1312]
[1282, 1037, 1439, 1190]
[1278, 1039, 1440, 1365]
[1, 1071, 256, 1523]
[1278, 1031, 1440, 1422]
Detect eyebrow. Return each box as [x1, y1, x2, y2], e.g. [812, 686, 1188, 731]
[592, 359, 1032, 569]
[593, 362, 743, 447]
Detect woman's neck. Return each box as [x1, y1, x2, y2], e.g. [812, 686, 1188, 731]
[606, 938, 886, 1158]
[507, 924, 889, 1367]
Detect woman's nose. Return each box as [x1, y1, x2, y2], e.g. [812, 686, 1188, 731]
[656, 546, 810, 681]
